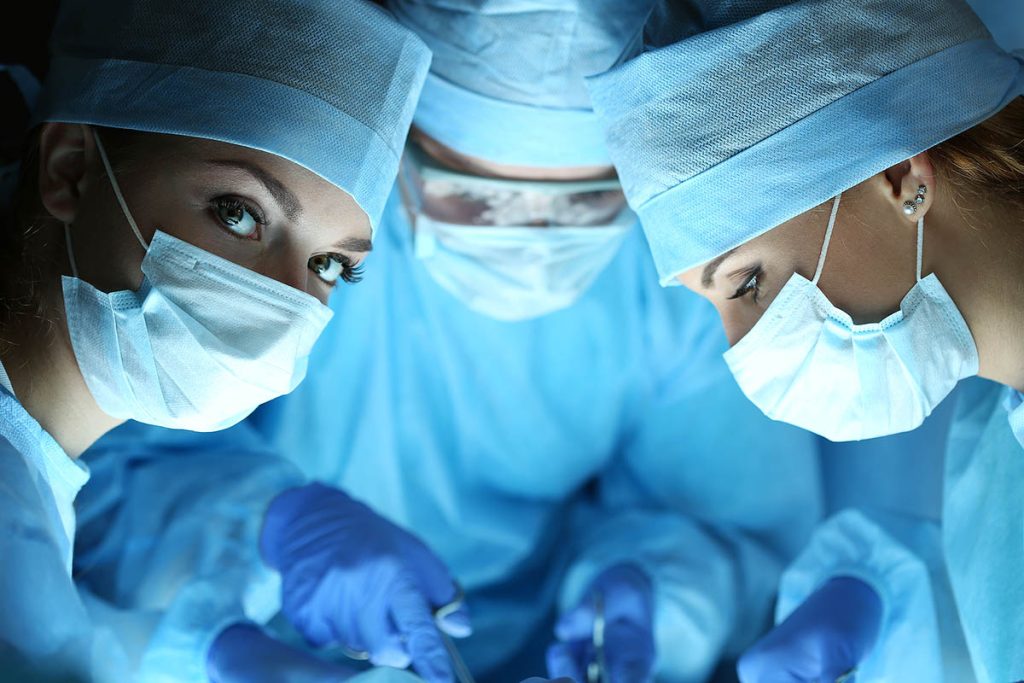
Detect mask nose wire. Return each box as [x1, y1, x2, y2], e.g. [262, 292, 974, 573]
[811, 193, 843, 286]
[92, 129, 149, 252]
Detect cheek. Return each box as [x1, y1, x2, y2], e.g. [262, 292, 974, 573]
[815, 232, 917, 324]
[67, 189, 148, 292]
[717, 302, 765, 347]
[675, 272, 766, 347]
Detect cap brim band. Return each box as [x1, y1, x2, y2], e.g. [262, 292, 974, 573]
[413, 72, 611, 169]
[638, 40, 1024, 286]
[35, 56, 400, 234]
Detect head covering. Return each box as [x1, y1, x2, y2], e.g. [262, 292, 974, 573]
[587, 0, 1024, 285]
[389, 0, 654, 168]
[33, 0, 432, 235]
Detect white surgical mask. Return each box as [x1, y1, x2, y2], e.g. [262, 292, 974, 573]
[62, 130, 333, 431]
[724, 194, 978, 442]
[400, 143, 633, 321]
[412, 211, 633, 321]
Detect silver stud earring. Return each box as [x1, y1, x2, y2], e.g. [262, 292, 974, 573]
[903, 201, 918, 216]
[915, 184, 927, 205]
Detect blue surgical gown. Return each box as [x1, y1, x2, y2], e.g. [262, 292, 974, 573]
[0, 384, 130, 682]
[76, 189, 823, 682]
[943, 378, 1024, 682]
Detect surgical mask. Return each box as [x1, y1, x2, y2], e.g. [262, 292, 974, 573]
[62, 130, 333, 431]
[400, 143, 633, 321]
[724, 194, 978, 442]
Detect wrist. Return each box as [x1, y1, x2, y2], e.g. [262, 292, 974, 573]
[207, 622, 262, 682]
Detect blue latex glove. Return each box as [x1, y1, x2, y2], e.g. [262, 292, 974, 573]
[737, 576, 883, 683]
[546, 564, 656, 683]
[260, 483, 471, 683]
[208, 623, 359, 683]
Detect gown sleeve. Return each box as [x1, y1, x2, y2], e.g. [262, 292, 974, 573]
[74, 420, 305, 682]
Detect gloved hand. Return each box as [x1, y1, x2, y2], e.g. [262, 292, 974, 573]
[546, 564, 656, 683]
[207, 623, 359, 683]
[260, 483, 471, 683]
[737, 576, 883, 683]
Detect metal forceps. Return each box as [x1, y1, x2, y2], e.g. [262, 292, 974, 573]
[339, 586, 476, 683]
[586, 591, 608, 683]
[435, 587, 476, 683]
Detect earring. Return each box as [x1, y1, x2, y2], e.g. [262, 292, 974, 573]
[903, 184, 927, 215]
[915, 184, 927, 205]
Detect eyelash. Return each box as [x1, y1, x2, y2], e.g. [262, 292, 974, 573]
[332, 255, 365, 285]
[309, 253, 365, 287]
[728, 265, 764, 303]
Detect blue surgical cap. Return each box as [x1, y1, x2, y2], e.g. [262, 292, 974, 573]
[389, 0, 654, 168]
[33, 0, 432, 235]
[588, 0, 1024, 285]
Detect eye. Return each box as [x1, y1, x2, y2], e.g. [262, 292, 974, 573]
[308, 253, 364, 286]
[728, 266, 764, 303]
[212, 196, 265, 240]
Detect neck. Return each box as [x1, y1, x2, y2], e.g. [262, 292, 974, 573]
[929, 186, 1024, 392]
[0, 274, 122, 459]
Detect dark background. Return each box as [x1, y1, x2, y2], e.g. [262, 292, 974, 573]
[0, 0, 58, 79]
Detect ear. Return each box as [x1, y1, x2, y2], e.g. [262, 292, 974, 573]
[875, 151, 937, 223]
[37, 123, 96, 225]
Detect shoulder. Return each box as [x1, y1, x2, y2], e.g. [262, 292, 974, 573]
[0, 430, 60, 536]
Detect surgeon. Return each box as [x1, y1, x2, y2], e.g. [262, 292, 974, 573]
[586, 0, 1024, 679]
[0, 0, 430, 680]
[72, 1, 824, 682]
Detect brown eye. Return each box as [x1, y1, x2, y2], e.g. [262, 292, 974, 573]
[213, 197, 261, 239]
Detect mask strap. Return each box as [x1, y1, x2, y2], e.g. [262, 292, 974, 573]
[64, 223, 79, 278]
[92, 129, 149, 251]
[915, 216, 924, 282]
[811, 193, 843, 286]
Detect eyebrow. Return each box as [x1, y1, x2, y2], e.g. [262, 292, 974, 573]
[206, 159, 303, 221]
[336, 236, 373, 253]
[701, 247, 739, 288]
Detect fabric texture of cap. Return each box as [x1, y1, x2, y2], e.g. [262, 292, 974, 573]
[390, 0, 654, 168]
[33, 0, 432, 235]
[587, 0, 1024, 285]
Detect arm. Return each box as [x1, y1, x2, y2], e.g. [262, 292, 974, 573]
[77, 419, 470, 683]
[74, 419, 305, 682]
[0, 439, 129, 683]
[741, 509, 945, 682]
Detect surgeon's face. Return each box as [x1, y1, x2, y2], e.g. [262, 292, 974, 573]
[39, 123, 371, 304]
[676, 178, 924, 346]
